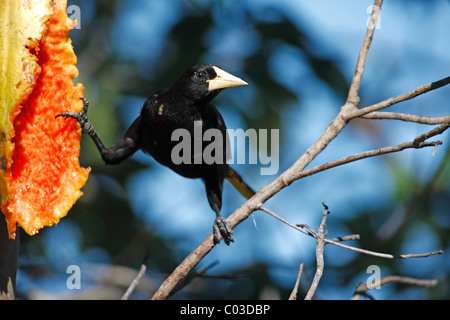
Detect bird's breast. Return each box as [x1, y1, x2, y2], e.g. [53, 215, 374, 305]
[140, 102, 198, 158]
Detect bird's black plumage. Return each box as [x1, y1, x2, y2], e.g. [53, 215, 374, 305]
[58, 64, 255, 245]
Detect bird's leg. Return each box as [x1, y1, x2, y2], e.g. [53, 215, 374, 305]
[58, 98, 105, 149]
[213, 213, 234, 245]
[57, 98, 139, 165]
[204, 178, 234, 245]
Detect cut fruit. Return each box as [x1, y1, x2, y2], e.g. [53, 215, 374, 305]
[0, 0, 90, 238]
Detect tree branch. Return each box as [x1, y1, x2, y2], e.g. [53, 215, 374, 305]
[151, 100, 448, 300]
[324, 239, 443, 260]
[264, 203, 442, 299]
[351, 76, 450, 119]
[347, 0, 384, 106]
[304, 204, 329, 300]
[121, 251, 151, 300]
[261, 202, 443, 261]
[288, 263, 304, 300]
[351, 275, 438, 300]
[361, 112, 450, 125]
[413, 121, 450, 147]
[295, 135, 444, 182]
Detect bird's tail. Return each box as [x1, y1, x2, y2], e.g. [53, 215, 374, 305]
[225, 165, 256, 200]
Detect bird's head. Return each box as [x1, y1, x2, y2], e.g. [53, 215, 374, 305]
[173, 64, 247, 103]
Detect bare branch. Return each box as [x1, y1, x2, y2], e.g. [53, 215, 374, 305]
[351, 276, 438, 300]
[351, 76, 450, 119]
[296, 139, 443, 182]
[262, 202, 443, 261]
[305, 204, 329, 300]
[151, 121, 447, 300]
[413, 121, 450, 147]
[259, 206, 313, 238]
[289, 263, 304, 300]
[396, 251, 444, 259]
[121, 263, 147, 300]
[328, 234, 360, 242]
[347, 0, 384, 106]
[121, 251, 151, 300]
[361, 112, 450, 125]
[287, 121, 448, 187]
[325, 239, 443, 259]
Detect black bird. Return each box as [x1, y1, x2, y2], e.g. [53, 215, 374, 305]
[58, 64, 255, 245]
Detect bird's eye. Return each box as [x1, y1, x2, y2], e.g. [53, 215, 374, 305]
[194, 71, 206, 83]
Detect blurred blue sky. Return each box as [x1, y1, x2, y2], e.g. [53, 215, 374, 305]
[26, 0, 450, 299]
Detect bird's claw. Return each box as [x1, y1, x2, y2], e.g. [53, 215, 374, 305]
[56, 98, 92, 133]
[213, 215, 234, 245]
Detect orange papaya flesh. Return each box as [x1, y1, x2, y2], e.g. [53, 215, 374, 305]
[0, 0, 90, 238]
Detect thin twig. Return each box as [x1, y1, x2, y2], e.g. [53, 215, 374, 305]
[347, 0, 384, 106]
[304, 204, 329, 300]
[296, 223, 318, 238]
[258, 206, 313, 238]
[265, 203, 443, 299]
[361, 112, 450, 124]
[121, 264, 147, 300]
[395, 251, 444, 259]
[262, 203, 443, 260]
[325, 239, 443, 259]
[350, 76, 450, 119]
[328, 234, 360, 242]
[296, 139, 443, 182]
[121, 251, 151, 300]
[289, 121, 447, 186]
[289, 263, 304, 300]
[351, 275, 438, 300]
[413, 122, 450, 147]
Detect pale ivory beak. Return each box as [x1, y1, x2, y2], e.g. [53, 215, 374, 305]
[207, 66, 248, 91]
